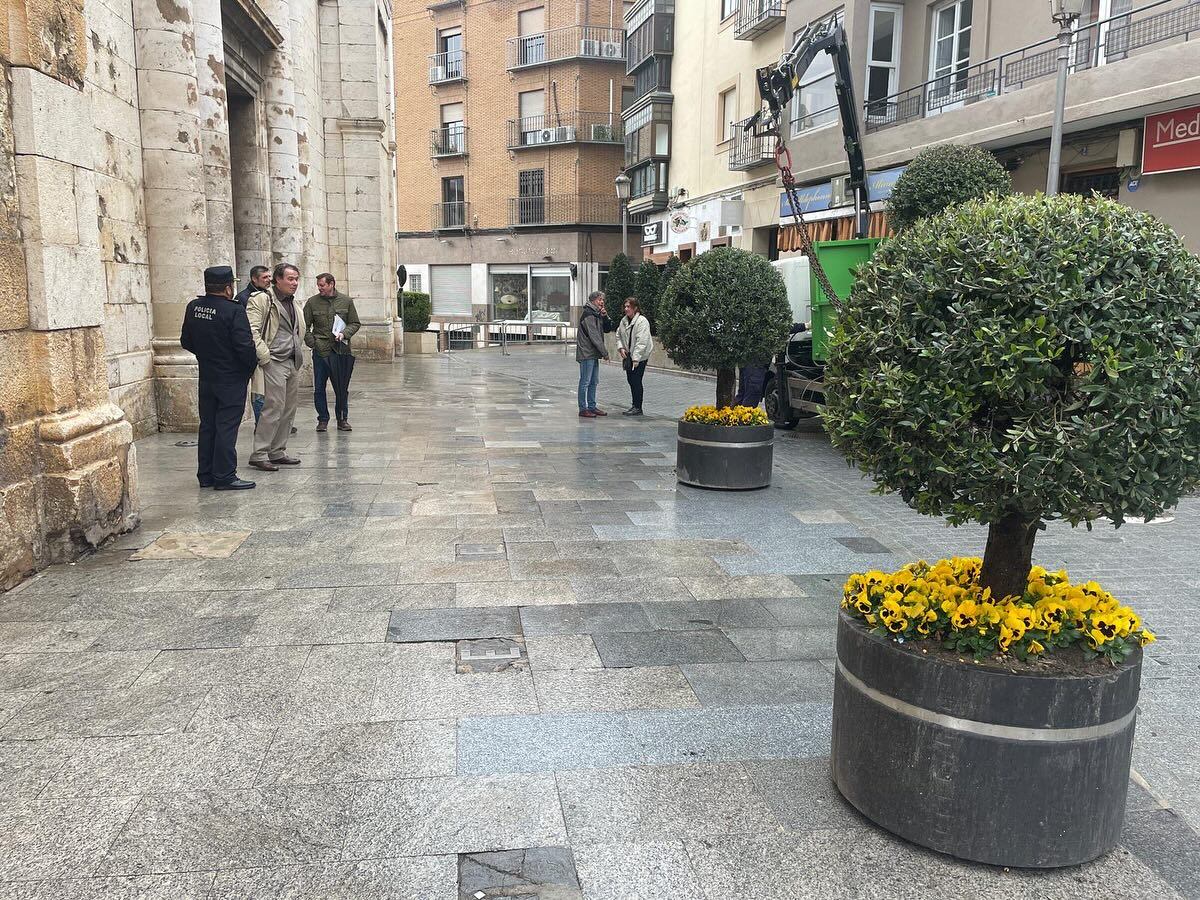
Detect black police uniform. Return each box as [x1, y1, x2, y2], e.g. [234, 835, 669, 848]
[180, 267, 258, 487]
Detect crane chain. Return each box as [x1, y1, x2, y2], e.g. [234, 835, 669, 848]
[775, 140, 843, 314]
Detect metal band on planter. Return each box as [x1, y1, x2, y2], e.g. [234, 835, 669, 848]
[676, 436, 774, 450]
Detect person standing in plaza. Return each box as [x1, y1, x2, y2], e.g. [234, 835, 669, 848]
[179, 266, 258, 490]
[616, 296, 652, 416]
[576, 290, 610, 419]
[304, 273, 361, 432]
[235, 265, 271, 423]
[246, 263, 305, 472]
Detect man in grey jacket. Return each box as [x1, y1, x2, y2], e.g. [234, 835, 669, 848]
[576, 290, 610, 418]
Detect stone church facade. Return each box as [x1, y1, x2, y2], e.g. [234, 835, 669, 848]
[0, 0, 397, 588]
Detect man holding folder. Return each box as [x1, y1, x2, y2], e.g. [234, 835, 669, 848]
[304, 273, 361, 432]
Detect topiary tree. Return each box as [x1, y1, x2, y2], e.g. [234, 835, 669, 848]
[604, 253, 636, 323]
[399, 291, 431, 332]
[634, 258, 661, 331]
[657, 247, 791, 409]
[887, 144, 1012, 232]
[824, 193, 1200, 600]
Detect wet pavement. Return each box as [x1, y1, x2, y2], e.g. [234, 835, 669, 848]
[0, 347, 1198, 899]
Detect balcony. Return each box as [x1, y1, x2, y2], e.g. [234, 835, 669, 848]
[430, 125, 467, 158]
[506, 25, 625, 71]
[507, 112, 625, 150]
[431, 201, 470, 231]
[625, 0, 674, 75]
[734, 0, 784, 40]
[507, 194, 623, 227]
[728, 117, 773, 171]
[865, 0, 1199, 132]
[428, 50, 466, 85]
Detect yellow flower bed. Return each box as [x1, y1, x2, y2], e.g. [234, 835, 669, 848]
[682, 405, 770, 427]
[842, 558, 1154, 665]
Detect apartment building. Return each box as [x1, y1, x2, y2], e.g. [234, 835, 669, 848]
[777, 0, 1200, 252]
[393, 1, 632, 333]
[625, 0, 794, 262]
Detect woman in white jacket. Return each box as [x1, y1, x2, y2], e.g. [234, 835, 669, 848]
[616, 296, 653, 416]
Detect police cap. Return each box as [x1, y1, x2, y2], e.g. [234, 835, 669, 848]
[204, 265, 235, 286]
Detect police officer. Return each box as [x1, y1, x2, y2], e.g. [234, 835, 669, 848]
[180, 266, 259, 490]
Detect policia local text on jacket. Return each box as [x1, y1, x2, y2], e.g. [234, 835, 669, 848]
[304, 288, 360, 428]
[179, 266, 258, 488]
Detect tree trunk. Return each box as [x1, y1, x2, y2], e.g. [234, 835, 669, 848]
[979, 513, 1040, 600]
[716, 368, 736, 409]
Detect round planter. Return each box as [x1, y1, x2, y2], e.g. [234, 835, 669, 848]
[831, 610, 1142, 868]
[676, 420, 773, 490]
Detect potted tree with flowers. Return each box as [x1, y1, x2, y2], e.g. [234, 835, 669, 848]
[822, 192, 1200, 868]
[657, 247, 791, 490]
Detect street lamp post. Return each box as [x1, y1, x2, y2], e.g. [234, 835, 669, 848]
[1046, 0, 1085, 197]
[614, 171, 631, 257]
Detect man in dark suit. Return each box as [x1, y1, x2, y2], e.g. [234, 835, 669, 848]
[234, 265, 270, 306]
[180, 266, 259, 490]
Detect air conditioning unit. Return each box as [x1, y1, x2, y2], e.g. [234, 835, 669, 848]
[580, 39, 600, 56]
[830, 175, 850, 207]
[554, 126, 576, 142]
[601, 41, 623, 59]
[532, 128, 554, 144]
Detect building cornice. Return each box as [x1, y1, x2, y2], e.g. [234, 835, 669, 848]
[221, 0, 283, 51]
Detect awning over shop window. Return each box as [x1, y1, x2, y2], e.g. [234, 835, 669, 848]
[778, 211, 892, 251]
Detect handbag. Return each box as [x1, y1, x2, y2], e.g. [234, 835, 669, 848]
[621, 314, 637, 370]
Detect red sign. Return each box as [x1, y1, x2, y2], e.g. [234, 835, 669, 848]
[1142, 105, 1200, 175]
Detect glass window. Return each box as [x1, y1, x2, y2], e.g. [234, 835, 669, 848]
[531, 268, 571, 323]
[928, 0, 972, 105]
[791, 14, 842, 135]
[517, 7, 546, 65]
[491, 267, 529, 321]
[865, 5, 902, 120]
[718, 87, 738, 142]
[518, 89, 545, 132]
[721, 0, 738, 20]
[408, 273, 422, 292]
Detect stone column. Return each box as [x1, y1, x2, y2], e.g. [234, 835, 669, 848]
[132, 0, 208, 429]
[261, 0, 303, 266]
[193, 0, 236, 270]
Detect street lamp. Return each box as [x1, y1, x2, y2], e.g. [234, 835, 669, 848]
[1046, 0, 1085, 196]
[614, 171, 631, 257]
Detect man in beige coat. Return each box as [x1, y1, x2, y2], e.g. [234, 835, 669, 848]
[246, 263, 304, 471]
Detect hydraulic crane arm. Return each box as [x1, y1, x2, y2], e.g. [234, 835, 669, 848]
[749, 12, 869, 239]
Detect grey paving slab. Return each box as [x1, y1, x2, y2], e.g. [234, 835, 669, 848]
[0, 796, 140, 881]
[0, 619, 115, 653]
[59, 591, 215, 621]
[329, 583, 456, 612]
[519, 602, 652, 637]
[573, 841, 704, 900]
[459, 847, 582, 900]
[241, 610, 391, 646]
[208, 856, 457, 900]
[681, 661, 836, 707]
[534, 666, 700, 713]
[98, 785, 356, 875]
[456, 703, 832, 775]
[557, 763, 780, 843]
[86, 616, 257, 652]
[0, 651, 156, 691]
[640, 600, 779, 631]
[760, 596, 841, 628]
[743, 757, 865, 833]
[0, 691, 30, 728]
[592, 629, 745, 668]
[568, 576, 697, 605]
[682, 575, 808, 601]
[722, 626, 839, 661]
[386, 606, 522, 642]
[0, 738, 77, 799]
[524, 634, 602, 671]
[343, 774, 567, 858]
[194, 589, 333, 618]
[1122, 807, 1200, 900]
[0, 686, 210, 740]
[183, 683, 376, 734]
[254, 719, 456, 785]
[455, 579, 577, 607]
[0, 874, 216, 899]
[371, 669, 539, 721]
[132, 646, 310, 689]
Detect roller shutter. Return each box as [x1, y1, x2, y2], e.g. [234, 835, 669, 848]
[430, 265, 472, 316]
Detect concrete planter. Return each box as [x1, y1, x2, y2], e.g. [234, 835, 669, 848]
[403, 331, 438, 355]
[831, 610, 1142, 868]
[675, 420, 773, 490]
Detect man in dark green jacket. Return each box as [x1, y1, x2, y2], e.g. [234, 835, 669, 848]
[303, 273, 361, 432]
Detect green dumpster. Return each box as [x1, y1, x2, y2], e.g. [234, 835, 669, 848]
[809, 238, 881, 362]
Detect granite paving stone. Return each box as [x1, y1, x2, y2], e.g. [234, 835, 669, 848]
[98, 785, 357, 875]
[0, 651, 157, 692]
[681, 661, 836, 707]
[758, 596, 841, 628]
[640, 600, 780, 631]
[86, 616, 257, 652]
[592, 629, 745, 668]
[0, 738, 77, 798]
[534, 666, 700, 713]
[371, 669, 539, 721]
[519, 603, 652, 637]
[455, 579, 578, 607]
[0, 691, 29, 728]
[0, 874, 217, 899]
[458, 847, 582, 900]
[183, 683, 377, 734]
[207, 856, 457, 899]
[0, 686, 211, 740]
[386, 606, 522, 642]
[133, 647, 310, 689]
[329, 583, 456, 612]
[343, 774, 567, 858]
[524, 634, 603, 671]
[0, 620, 115, 653]
[572, 841, 704, 900]
[682, 575, 810, 601]
[722, 626, 839, 661]
[0, 796, 140, 881]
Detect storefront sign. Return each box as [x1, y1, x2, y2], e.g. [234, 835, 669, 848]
[642, 220, 665, 246]
[1142, 105, 1200, 175]
[779, 165, 908, 218]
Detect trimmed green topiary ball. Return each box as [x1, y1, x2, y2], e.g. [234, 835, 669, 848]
[887, 143, 1012, 231]
[824, 192, 1200, 530]
[400, 291, 431, 332]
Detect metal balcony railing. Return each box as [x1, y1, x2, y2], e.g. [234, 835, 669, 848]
[431, 201, 470, 231]
[506, 112, 625, 150]
[428, 50, 466, 84]
[728, 117, 773, 170]
[734, 0, 784, 40]
[625, 0, 675, 74]
[430, 125, 467, 158]
[506, 25, 625, 70]
[507, 194, 623, 227]
[865, 0, 1199, 132]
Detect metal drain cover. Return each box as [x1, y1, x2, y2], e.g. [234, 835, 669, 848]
[456, 638, 527, 674]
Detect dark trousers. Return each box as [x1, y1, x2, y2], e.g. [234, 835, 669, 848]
[735, 365, 769, 407]
[625, 359, 647, 409]
[197, 379, 248, 485]
[313, 351, 349, 422]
